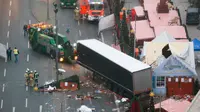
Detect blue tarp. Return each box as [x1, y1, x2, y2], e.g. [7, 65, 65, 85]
[193, 38, 200, 51]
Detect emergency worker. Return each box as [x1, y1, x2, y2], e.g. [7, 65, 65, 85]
[29, 71, 34, 87]
[74, 7, 80, 21]
[34, 70, 39, 87]
[13, 47, 19, 63]
[24, 69, 30, 86]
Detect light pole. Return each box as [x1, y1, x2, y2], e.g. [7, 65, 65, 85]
[53, 2, 59, 82]
[47, 0, 50, 20]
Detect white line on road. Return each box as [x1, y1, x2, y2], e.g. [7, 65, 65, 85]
[78, 21, 80, 25]
[2, 84, 5, 92]
[8, 20, 10, 26]
[6, 42, 8, 49]
[4, 69, 6, 77]
[26, 86, 28, 91]
[79, 30, 82, 36]
[1, 100, 3, 109]
[5, 58, 7, 63]
[25, 98, 28, 108]
[39, 105, 43, 112]
[27, 54, 29, 62]
[10, 1, 12, 6]
[100, 33, 105, 43]
[7, 31, 9, 38]
[29, 20, 31, 24]
[28, 41, 29, 48]
[9, 10, 11, 16]
[12, 107, 15, 112]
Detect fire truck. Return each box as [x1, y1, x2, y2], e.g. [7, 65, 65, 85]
[77, 0, 105, 21]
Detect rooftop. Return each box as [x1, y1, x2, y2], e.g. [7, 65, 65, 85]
[147, 10, 180, 27]
[130, 20, 155, 40]
[154, 26, 187, 39]
[77, 39, 151, 73]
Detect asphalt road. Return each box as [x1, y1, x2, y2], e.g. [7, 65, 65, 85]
[0, 0, 58, 111]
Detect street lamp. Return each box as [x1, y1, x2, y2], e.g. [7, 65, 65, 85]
[47, 0, 50, 20]
[53, 2, 59, 82]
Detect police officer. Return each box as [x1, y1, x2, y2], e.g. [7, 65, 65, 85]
[13, 47, 19, 63]
[34, 70, 39, 87]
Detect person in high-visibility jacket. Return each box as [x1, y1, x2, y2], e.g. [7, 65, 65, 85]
[74, 7, 80, 21]
[24, 68, 30, 86]
[34, 70, 39, 87]
[13, 47, 19, 63]
[29, 71, 34, 87]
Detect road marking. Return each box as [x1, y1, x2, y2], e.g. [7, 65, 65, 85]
[79, 30, 82, 36]
[10, 1, 12, 6]
[100, 33, 105, 43]
[29, 20, 31, 24]
[28, 41, 29, 48]
[26, 86, 28, 91]
[12, 107, 15, 112]
[4, 69, 6, 77]
[25, 98, 28, 108]
[5, 58, 7, 63]
[39, 105, 43, 112]
[1, 100, 3, 109]
[27, 54, 29, 62]
[8, 20, 10, 26]
[6, 42, 8, 49]
[9, 10, 11, 16]
[78, 21, 80, 25]
[7, 31, 9, 38]
[2, 84, 5, 92]
[87, 92, 92, 105]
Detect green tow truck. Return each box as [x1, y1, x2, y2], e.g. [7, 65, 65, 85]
[60, 0, 77, 8]
[28, 23, 76, 63]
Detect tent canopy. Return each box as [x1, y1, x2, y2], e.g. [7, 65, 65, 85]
[0, 43, 7, 59]
[153, 55, 197, 76]
[151, 31, 176, 42]
[98, 14, 115, 34]
[192, 38, 200, 51]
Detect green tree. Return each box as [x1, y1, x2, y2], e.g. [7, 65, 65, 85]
[121, 10, 129, 45]
[149, 96, 155, 112]
[194, 79, 199, 95]
[128, 31, 135, 57]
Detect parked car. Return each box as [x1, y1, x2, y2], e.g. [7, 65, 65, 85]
[186, 7, 200, 25]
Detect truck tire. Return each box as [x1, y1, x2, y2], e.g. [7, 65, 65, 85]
[50, 50, 56, 59]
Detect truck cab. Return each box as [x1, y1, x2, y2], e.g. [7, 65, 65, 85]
[60, 0, 77, 8]
[78, 0, 104, 21]
[186, 7, 200, 25]
[87, 0, 104, 21]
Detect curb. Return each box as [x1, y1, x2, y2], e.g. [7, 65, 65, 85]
[29, 0, 40, 22]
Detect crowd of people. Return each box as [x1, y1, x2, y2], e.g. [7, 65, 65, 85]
[24, 68, 39, 87]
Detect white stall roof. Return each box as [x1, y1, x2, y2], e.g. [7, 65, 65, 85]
[77, 39, 151, 73]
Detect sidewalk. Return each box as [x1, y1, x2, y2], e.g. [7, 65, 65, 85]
[30, 0, 56, 24]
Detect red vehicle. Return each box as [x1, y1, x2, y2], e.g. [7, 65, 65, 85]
[77, 0, 104, 21]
